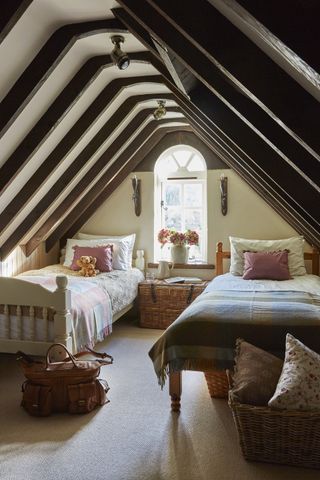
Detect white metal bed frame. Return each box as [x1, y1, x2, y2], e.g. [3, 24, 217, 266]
[0, 274, 132, 356]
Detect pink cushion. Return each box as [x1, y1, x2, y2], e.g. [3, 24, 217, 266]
[242, 250, 290, 280]
[70, 245, 113, 272]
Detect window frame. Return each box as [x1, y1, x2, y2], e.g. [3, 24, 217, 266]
[154, 145, 207, 262]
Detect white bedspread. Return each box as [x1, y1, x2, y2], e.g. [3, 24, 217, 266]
[205, 273, 320, 295]
[19, 265, 145, 315]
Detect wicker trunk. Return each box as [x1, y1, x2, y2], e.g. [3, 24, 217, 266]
[138, 280, 207, 329]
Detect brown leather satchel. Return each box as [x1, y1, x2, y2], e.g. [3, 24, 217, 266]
[17, 343, 113, 416]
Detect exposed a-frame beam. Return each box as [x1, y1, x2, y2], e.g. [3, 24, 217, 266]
[114, 8, 198, 96]
[115, 0, 319, 244]
[236, 0, 320, 79]
[208, 0, 320, 101]
[0, 56, 159, 197]
[0, 75, 173, 235]
[0, 0, 33, 44]
[147, 0, 320, 160]
[0, 55, 112, 194]
[1, 98, 178, 259]
[118, 1, 320, 179]
[45, 118, 189, 252]
[122, 15, 320, 247]
[0, 18, 126, 137]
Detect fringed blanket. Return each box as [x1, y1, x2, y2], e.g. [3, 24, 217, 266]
[20, 276, 112, 352]
[149, 290, 320, 387]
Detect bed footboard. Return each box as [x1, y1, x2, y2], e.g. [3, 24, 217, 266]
[0, 275, 73, 357]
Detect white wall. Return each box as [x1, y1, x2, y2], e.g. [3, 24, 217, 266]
[82, 169, 310, 279]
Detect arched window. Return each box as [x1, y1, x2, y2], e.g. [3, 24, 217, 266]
[154, 145, 207, 262]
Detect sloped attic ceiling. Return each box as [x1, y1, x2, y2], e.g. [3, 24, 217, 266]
[0, 0, 319, 261]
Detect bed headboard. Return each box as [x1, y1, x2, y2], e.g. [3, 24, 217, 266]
[216, 242, 320, 276]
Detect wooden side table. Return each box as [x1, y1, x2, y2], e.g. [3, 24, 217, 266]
[138, 279, 208, 329]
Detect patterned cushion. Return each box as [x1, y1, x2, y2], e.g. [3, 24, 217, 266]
[231, 339, 283, 406]
[70, 245, 113, 272]
[268, 334, 320, 411]
[242, 250, 290, 280]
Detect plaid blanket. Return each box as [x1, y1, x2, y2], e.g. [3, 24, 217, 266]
[149, 290, 320, 387]
[20, 276, 112, 352]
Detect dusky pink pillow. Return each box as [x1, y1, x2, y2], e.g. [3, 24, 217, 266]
[70, 245, 113, 272]
[242, 250, 290, 280]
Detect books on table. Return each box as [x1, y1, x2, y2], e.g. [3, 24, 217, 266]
[164, 276, 203, 284]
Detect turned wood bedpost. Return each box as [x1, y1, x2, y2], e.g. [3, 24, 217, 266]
[53, 275, 73, 355]
[216, 242, 230, 276]
[169, 369, 182, 412]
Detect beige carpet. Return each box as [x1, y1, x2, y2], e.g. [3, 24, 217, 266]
[0, 316, 318, 480]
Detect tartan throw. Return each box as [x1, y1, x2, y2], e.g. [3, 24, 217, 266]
[149, 290, 320, 387]
[19, 276, 112, 352]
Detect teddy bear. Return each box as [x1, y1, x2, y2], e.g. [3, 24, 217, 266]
[76, 255, 99, 277]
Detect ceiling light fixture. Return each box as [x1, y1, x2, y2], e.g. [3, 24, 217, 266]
[110, 35, 130, 70]
[153, 100, 167, 120]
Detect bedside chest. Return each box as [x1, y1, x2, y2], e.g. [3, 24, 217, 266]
[138, 279, 208, 329]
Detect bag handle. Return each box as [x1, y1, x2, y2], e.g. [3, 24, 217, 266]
[17, 351, 42, 365]
[45, 343, 78, 369]
[74, 345, 113, 363]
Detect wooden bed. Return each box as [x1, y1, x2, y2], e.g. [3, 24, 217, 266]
[0, 274, 134, 358]
[168, 243, 320, 411]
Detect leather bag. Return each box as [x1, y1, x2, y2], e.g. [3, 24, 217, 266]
[17, 343, 113, 416]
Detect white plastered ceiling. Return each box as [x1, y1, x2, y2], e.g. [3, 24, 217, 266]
[0, 0, 187, 257]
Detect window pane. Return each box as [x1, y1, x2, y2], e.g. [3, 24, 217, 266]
[165, 208, 182, 230]
[173, 150, 191, 167]
[188, 155, 205, 171]
[185, 209, 201, 231]
[184, 184, 202, 207]
[165, 184, 181, 206]
[156, 155, 177, 175]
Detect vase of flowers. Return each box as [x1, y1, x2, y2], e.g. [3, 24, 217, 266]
[157, 228, 199, 264]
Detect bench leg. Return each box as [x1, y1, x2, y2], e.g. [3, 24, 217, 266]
[169, 370, 182, 412]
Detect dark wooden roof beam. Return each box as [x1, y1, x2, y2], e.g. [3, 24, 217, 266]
[0, 18, 126, 137]
[144, 0, 320, 158]
[0, 75, 172, 230]
[45, 118, 189, 252]
[1, 97, 178, 259]
[0, 53, 156, 196]
[118, 1, 320, 183]
[0, 0, 33, 44]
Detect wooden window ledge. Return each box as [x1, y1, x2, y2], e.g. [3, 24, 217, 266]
[147, 262, 215, 270]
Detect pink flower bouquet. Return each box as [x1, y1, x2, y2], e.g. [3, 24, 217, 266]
[158, 228, 199, 247]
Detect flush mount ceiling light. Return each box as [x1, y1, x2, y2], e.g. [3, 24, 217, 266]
[110, 35, 130, 70]
[153, 100, 167, 120]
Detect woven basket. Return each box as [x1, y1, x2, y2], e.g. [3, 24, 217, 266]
[229, 393, 320, 469]
[204, 370, 228, 399]
[139, 281, 206, 329]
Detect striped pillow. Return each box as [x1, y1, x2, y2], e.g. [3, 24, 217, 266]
[70, 245, 113, 272]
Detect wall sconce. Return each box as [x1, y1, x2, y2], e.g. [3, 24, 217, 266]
[220, 174, 228, 215]
[132, 175, 141, 216]
[110, 35, 130, 70]
[153, 100, 166, 120]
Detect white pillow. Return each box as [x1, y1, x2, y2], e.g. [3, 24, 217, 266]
[63, 235, 135, 270]
[77, 233, 135, 269]
[229, 236, 306, 277]
[268, 334, 320, 411]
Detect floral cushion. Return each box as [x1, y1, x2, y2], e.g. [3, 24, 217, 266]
[268, 334, 320, 411]
[231, 339, 283, 406]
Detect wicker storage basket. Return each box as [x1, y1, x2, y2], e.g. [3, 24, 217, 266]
[139, 280, 206, 329]
[229, 392, 320, 469]
[204, 370, 228, 399]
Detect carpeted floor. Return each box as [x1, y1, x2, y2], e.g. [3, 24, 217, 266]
[0, 316, 319, 480]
